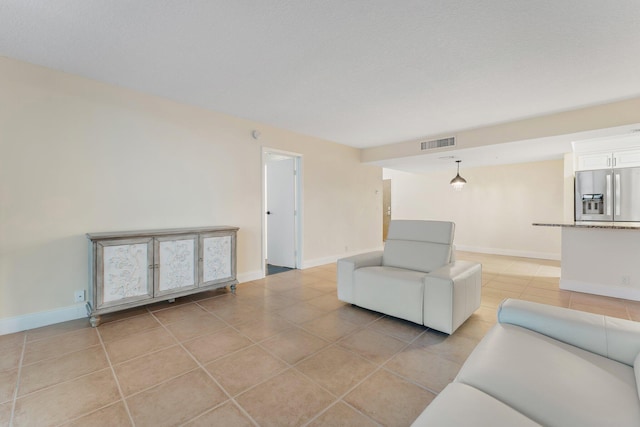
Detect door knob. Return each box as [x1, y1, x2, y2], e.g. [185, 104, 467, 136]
[266, 211, 271, 215]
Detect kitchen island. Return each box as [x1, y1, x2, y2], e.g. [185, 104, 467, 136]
[534, 222, 640, 301]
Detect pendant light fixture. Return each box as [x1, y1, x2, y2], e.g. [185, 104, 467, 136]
[450, 160, 467, 191]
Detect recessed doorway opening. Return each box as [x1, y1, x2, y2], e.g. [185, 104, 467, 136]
[262, 148, 303, 277]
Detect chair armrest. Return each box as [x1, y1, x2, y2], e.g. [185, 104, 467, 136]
[423, 261, 482, 334]
[498, 298, 640, 366]
[338, 251, 383, 269]
[337, 251, 383, 303]
[427, 260, 480, 282]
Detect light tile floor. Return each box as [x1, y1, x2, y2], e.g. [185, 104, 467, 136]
[2, 252, 640, 426]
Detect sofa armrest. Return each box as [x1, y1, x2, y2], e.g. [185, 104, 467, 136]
[337, 251, 383, 303]
[498, 298, 640, 366]
[427, 260, 480, 282]
[423, 261, 482, 334]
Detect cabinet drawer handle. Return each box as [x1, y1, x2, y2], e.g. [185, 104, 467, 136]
[148, 265, 153, 269]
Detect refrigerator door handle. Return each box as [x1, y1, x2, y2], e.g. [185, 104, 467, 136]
[615, 173, 621, 217]
[606, 173, 612, 216]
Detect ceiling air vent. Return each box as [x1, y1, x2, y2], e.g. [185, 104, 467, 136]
[420, 137, 456, 151]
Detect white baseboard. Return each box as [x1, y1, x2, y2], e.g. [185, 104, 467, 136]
[0, 269, 278, 336]
[1, 244, 556, 336]
[0, 304, 88, 336]
[301, 247, 384, 269]
[0, 268, 262, 336]
[299, 244, 558, 269]
[560, 279, 640, 301]
[237, 270, 264, 283]
[0, 269, 264, 336]
[455, 245, 561, 261]
[301, 255, 339, 269]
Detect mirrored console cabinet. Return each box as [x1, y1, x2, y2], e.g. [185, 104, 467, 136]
[86, 226, 238, 327]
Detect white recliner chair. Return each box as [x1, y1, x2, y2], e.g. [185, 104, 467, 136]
[337, 220, 482, 334]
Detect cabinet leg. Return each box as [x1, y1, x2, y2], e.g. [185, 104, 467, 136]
[230, 284, 237, 294]
[89, 315, 101, 328]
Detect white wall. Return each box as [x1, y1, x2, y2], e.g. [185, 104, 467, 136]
[0, 57, 382, 328]
[386, 160, 564, 259]
[561, 227, 640, 300]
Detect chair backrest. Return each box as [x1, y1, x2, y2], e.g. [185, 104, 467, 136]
[383, 220, 455, 273]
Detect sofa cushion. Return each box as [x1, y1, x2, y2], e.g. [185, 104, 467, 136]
[353, 266, 425, 324]
[456, 323, 640, 427]
[498, 298, 640, 366]
[411, 383, 541, 427]
[605, 316, 640, 366]
[386, 220, 454, 243]
[382, 220, 454, 273]
[383, 240, 451, 273]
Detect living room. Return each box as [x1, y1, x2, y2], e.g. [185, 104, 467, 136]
[2, 2, 640, 426]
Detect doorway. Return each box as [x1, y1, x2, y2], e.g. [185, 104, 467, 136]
[262, 148, 302, 276]
[383, 179, 391, 241]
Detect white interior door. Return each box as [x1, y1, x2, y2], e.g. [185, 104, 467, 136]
[266, 157, 296, 268]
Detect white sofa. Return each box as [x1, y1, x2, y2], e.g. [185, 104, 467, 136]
[337, 220, 482, 334]
[413, 298, 640, 426]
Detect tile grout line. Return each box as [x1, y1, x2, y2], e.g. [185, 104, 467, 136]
[238, 324, 389, 427]
[111, 365, 207, 402]
[339, 400, 385, 427]
[367, 328, 434, 389]
[53, 401, 124, 427]
[302, 326, 431, 426]
[10, 367, 113, 401]
[95, 327, 136, 426]
[10, 256, 638, 425]
[23, 322, 90, 345]
[300, 398, 383, 427]
[20, 342, 104, 370]
[191, 289, 394, 425]
[9, 332, 27, 427]
[209, 312, 324, 403]
[7, 316, 437, 418]
[104, 338, 181, 367]
[218, 312, 341, 400]
[293, 344, 382, 427]
[175, 400, 245, 427]
[378, 365, 443, 397]
[12, 260, 564, 416]
[146, 309, 261, 427]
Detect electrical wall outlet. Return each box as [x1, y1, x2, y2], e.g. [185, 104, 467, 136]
[74, 290, 85, 303]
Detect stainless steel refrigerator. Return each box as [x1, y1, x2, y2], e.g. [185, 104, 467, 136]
[575, 167, 640, 221]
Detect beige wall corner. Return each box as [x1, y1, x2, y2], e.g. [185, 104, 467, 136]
[0, 57, 381, 324]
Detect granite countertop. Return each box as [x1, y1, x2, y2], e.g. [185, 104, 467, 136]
[533, 222, 640, 230]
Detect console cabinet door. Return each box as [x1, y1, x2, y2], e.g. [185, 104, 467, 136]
[200, 232, 236, 286]
[96, 238, 154, 309]
[154, 234, 199, 297]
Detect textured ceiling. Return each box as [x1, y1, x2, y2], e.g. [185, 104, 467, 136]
[1, 1, 640, 149]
